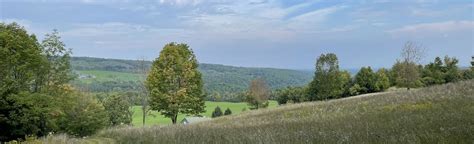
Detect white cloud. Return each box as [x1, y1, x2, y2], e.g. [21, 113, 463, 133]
[387, 21, 474, 37]
[159, 0, 203, 6]
[287, 5, 347, 32]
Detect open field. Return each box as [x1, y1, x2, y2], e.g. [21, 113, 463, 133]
[131, 101, 278, 126]
[43, 80, 474, 143]
[75, 70, 141, 83]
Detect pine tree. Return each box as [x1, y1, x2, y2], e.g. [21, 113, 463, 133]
[224, 108, 232, 115]
[212, 106, 223, 118]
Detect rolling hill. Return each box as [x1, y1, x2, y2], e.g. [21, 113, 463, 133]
[71, 57, 314, 100]
[43, 80, 474, 143]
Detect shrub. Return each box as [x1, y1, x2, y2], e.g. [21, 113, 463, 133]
[212, 106, 223, 118]
[224, 108, 232, 115]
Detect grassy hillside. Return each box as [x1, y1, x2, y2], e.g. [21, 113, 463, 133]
[71, 57, 313, 96]
[131, 101, 278, 126]
[43, 80, 473, 143]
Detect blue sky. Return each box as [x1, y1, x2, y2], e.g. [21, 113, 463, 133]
[1, 0, 473, 69]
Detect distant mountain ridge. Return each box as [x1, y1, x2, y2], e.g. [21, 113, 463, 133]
[71, 57, 314, 95]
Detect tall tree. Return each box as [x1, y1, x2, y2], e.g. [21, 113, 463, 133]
[442, 56, 460, 83]
[339, 70, 353, 97]
[375, 68, 390, 92]
[246, 78, 270, 109]
[40, 29, 74, 93]
[421, 57, 445, 85]
[0, 23, 50, 141]
[394, 41, 424, 90]
[146, 42, 205, 124]
[307, 53, 344, 100]
[355, 67, 377, 93]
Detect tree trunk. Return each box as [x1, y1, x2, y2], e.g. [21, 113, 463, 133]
[142, 106, 146, 126]
[171, 114, 178, 124]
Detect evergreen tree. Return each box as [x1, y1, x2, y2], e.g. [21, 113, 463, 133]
[442, 56, 461, 83]
[224, 108, 232, 115]
[146, 42, 205, 124]
[421, 57, 445, 85]
[212, 106, 223, 118]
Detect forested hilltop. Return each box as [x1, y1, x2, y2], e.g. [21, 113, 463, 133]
[71, 57, 313, 101]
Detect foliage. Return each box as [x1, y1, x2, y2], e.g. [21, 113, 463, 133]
[41, 29, 75, 93]
[275, 86, 307, 105]
[57, 92, 108, 137]
[211, 106, 223, 118]
[103, 94, 133, 126]
[375, 68, 390, 92]
[0, 22, 48, 141]
[355, 66, 377, 93]
[348, 84, 362, 96]
[146, 42, 205, 124]
[339, 70, 353, 97]
[245, 79, 270, 109]
[441, 56, 461, 83]
[392, 41, 425, 90]
[307, 53, 345, 100]
[421, 56, 463, 86]
[224, 108, 232, 115]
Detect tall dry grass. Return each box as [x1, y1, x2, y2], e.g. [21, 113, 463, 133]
[46, 80, 474, 143]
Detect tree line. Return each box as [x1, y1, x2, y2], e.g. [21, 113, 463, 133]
[0, 23, 133, 141]
[275, 41, 473, 105]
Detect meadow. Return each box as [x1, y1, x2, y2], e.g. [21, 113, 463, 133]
[42, 80, 474, 143]
[131, 101, 278, 126]
[75, 70, 141, 83]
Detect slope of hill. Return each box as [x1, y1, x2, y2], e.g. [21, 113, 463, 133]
[46, 80, 473, 143]
[71, 57, 313, 96]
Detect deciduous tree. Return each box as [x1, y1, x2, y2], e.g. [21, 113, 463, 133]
[307, 53, 344, 100]
[246, 78, 270, 109]
[355, 67, 377, 93]
[103, 94, 133, 126]
[393, 41, 424, 90]
[146, 42, 205, 124]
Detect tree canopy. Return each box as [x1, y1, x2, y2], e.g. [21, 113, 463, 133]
[146, 42, 205, 124]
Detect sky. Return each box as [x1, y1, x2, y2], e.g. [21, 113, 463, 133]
[1, 0, 473, 70]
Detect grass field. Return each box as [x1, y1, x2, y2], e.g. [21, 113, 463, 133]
[42, 80, 474, 143]
[132, 101, 278, 126]
[76, 70, 140, 83]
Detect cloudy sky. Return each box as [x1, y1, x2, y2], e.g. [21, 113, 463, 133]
[1, 0, 473, 69]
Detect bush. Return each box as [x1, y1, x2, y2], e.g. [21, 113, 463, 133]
[103, 94, 133, 126]
[224, 108, 232, 115]
[212, 106, 223, 118]
[58, 93, 108, 137]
